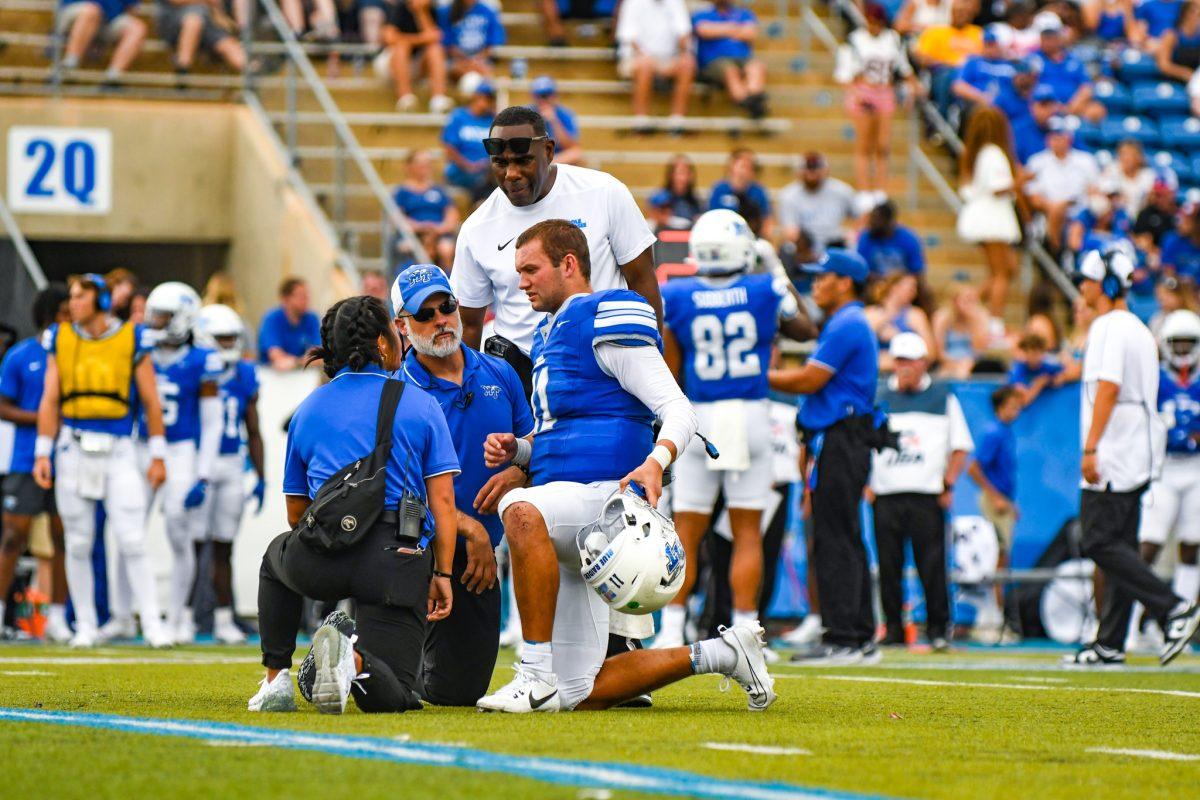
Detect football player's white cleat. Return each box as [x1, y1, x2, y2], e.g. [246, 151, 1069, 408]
[97, 615, 138, 643]
[173, 609, 197, 646]
[248, 670, 297, 712]
[1161, 603, 1200, 666]
[782, 614, 823, 646]
[310, 624, 356, 714]
[144, 622, 175, 650]
[69, 627, 98, 649]
[44, 616, 73, 644]
[476, 665, 561, 713]
[214, 609, 247, 645]
[718, 622, 776, 711]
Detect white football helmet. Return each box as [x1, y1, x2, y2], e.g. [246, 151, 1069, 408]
[194, 303, 246, 366]
[145, 282, 202, 347]
[1159, 309, 1200, 372]
[689, 209, 756, 276]
[577, 490, 685, 615]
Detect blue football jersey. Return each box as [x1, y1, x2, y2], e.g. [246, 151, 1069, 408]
[662, 273, 788, 402]
[1159, 367, 1200, 454]
[217, 361, 259, 455]
[530, 290, 660, 485]
[139, 346, 224, 443]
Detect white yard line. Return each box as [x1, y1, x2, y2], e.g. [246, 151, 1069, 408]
[0, 670, 55, 676]
[1087, 747, 1200, 761]
[771, 657, 1200, 674]
[704, 743, 812, 757]
[0, 656, 260, 666]
[776, 674, 1200, 700]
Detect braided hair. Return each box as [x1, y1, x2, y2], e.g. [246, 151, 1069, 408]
[306, 296, 392, 378]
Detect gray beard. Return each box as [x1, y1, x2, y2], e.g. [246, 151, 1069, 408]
[409, 325, 462, 358]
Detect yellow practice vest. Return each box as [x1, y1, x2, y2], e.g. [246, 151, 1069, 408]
[56, 322, 135, 420]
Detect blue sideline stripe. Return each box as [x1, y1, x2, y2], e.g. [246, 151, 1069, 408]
[0, 707, 888, 800]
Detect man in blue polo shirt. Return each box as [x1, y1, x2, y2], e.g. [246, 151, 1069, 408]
[768, 249, 882, 665]
[257, 277, 322, 370]
[693, 0, 768, 118]
[392, 264, 534, 706]
[856, 199, 925, 276]
[1011, 84, 1060, 163]
[1029, 16, 1095, 117]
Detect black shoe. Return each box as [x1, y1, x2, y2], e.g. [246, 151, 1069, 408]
[298, 609, 356, 703]
[1061, 643, 1125, 667]
[789, 643, 863, 666]
[930, 636, 950, 653]
[1161, 603, 1200, 666]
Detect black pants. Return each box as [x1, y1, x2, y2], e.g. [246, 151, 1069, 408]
[259, 522, 430, 713]
[873, 493, 948, 640]
[810, 420, 875, 648]
[417, 542, 501, 706]
[1080, 486, 1180, 652]
[700, 484, 791, 637]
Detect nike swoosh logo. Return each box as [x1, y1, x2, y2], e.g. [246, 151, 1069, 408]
[529, 690, 557, 709]
[498, 237, 515, 251]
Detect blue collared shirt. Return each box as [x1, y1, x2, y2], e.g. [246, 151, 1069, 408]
[0, 337, 47, 473]
[799, 301, 878, 431]
[257, 306, 322, 363]
[283, 363, 460, 508]
[402, 346, 534, 546]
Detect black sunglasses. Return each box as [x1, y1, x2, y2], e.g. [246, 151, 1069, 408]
[483, 135, 549, 156]
[403, 297, 458, 323]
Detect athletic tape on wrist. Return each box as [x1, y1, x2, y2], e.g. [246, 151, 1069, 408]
[513, 437, 532, 467]
[35, 436, 54, 459]
[148, 436, 168, 461]
[649, 444, 673, 470]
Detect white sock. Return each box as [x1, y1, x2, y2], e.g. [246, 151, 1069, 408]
[66, 547, 98, 632]
[48, 604, 67, 625]
[169, 534, 195, 626]
[660, 604, 686, 637]
[519, 640, 553, 676]
[732, 610, 758, 629]
[690, 637, 738, 675]
[123, 549, 163, 635]
[215, 607, 235, 627]
[1173, 564, 1200, 605]
[109, 553, 133, 619]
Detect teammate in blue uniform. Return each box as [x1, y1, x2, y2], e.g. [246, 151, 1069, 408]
[34, 274, 169, 648]
[657, 209, 814, 648]
[1134, 309, 1200, 649]
[0, 285, 70, 642]
[106, 283, 223, 645]
[194, 303, 265, 644]
[477, 218, 774, 714]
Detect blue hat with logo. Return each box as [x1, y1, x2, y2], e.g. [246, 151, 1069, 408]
[802, 248, 869, 282]
[1031, 83, 1057, 103]
[391, 264, 454, 316]
[531, 75, 557, 97]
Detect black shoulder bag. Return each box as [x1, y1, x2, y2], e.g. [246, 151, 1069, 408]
[294, 378, 405, 553]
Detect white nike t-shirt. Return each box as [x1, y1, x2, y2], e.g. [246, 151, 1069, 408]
[450, 163, 657, 354]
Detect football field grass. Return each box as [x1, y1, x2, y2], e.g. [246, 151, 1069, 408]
[2, 643, 1199, 799]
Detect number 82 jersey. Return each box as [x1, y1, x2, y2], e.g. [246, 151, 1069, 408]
[662, 273, 796, 403]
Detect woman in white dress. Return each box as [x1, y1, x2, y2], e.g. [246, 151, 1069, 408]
[957, 106, 1023, 319]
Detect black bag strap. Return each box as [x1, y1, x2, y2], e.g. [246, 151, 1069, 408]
[374, 379, 406, 452]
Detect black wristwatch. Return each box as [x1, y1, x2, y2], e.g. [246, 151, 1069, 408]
[433, 570, 453, 579]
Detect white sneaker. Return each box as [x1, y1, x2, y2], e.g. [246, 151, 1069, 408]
[310, 624, 355, 714]
[1161, 603, 1200, 666]
[718, 623, 777, 711]
[173, 610, 197, 645]
[97, 615, 137, 643]
[143, 619, 174, 649]
[396, 93, 418, 111]
[476, 665, 561, 713]
[429, 94, 454, 114]
[214, 610, 247, 645]
[69, 628, 98, 649]
[44, 616, 73, 644]
[498, 625, 523, 648]
[249, 670, 297, 712]
[782, 615, 822, 646]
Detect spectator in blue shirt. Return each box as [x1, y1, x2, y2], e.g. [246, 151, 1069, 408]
[1067, 181, 1134, 256]
[257, 277, 322, 370]
[528, 76, 584, 166]
[1011, 84, 1060, 163]
[57, 0, 148, 86]
[708, 148, 774, 239]
[648, 154, 704, 231]
[1008, 332, 1064, 404]
[1154, 1, 1200, 82]
[856, 199, 926, 276]
[394, 149, 460, 271]
[439, 0, 505, 79]
[952, 26, 1019, 115]
[1161, 205, 1200, 281]
[441, 78, 497, 199]
[1029, 15, 1104, 120]
[968, 385, 1021, 591]
[1133, 0, 1181, 47]
[693, 0, 769, 119]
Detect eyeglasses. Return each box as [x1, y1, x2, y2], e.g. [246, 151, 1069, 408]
[402, 297, 458, 323]
[483, 136, 549, 156]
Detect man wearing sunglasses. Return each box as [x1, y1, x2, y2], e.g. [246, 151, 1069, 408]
[450, 105, 661, 400]
[391, 264, 536, 706]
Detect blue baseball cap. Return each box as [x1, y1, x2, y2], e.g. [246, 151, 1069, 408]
[531, 76, 557, 97]
[1046, 114, 1072, 134]
[802, 248, 869, 283]
[475, 79, 496, 96]
[1031, 84, 1057, 103]
[391, 264, 454, 316]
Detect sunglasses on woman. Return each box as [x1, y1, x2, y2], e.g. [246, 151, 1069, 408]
[482, 136, 550, 156]
[404, 297, 459, 323]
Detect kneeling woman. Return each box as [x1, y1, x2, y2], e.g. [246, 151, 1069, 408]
[250, 296, 459, 714]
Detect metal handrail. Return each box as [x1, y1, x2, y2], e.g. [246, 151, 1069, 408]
[0, 194, 48, 290]
[246, 0, 428, 270]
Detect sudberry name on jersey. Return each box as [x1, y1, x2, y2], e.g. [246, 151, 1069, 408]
[662, 273, 793, 404]
[528, 290, 659, 485]
[1160, 367, 1200, 454]
[139, 346, 224, 443]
